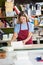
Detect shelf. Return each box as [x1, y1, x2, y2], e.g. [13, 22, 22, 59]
[0, 39, 10, 43]
[39, 25, 43, 27]
[0, 14, 43, 18]
[0, 15, 17, 18]
[32, 14, 43, 17]
[0, 39, 11, 46]
[0, 27, 14, 34]
[0, 27, 14, 29]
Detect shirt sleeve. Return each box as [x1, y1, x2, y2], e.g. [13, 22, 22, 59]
[28, 22, 34, 32]
[14, 24, 20, 33]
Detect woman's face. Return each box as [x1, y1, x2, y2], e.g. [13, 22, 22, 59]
[20, 16, 26, 23]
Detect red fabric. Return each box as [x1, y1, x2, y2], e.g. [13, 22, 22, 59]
[17, 23, 33, 44]
[37, 60, 43, 62]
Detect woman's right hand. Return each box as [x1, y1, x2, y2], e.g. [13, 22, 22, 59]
[7, 40, 11, 46]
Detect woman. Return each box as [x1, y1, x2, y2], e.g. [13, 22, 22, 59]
[11, 11, 34, 44]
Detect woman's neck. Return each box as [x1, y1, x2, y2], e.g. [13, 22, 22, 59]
[22, 21, 26, 24]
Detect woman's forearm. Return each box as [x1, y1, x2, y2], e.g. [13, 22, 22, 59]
[11, 32, 18, 41]
[24, 32, 32, 43]
[11, 36, 16, 41]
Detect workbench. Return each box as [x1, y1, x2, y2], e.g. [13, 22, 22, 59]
[0, 44, 43, 65]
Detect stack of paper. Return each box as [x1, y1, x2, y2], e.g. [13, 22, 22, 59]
[11, 41, 24, 49]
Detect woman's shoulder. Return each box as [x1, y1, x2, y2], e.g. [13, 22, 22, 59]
[15, 23, 20, 27]
[28, 22, 34, 25]
[14, 24, 20, 33]
[28, 22, 31, 25]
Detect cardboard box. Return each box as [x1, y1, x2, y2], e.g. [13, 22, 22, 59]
[0, 52, 6, 59]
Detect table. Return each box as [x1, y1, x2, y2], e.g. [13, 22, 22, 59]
[0, 44, 43, 65]
[13, 44, 43, 65]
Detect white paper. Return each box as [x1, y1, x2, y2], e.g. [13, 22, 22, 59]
[11, 41, 24, 49]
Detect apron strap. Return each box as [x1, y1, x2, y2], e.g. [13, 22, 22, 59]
[27, 22, 29, 30]
[20, 24, 21, 30]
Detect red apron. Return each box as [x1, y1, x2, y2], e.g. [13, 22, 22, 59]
[17, 23, 33, 44]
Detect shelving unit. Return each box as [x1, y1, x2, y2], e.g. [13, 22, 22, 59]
[0, 1, 43, 65]
[0, 0, 43, 46]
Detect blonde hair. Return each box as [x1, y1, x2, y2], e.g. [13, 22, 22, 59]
[17, 11, 29, 24]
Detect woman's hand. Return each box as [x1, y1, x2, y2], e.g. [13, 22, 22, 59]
[22, 32, 32, 45]
[22, 40, 26, 45]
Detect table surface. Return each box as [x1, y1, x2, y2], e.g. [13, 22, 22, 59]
[0, 44, 43, 51]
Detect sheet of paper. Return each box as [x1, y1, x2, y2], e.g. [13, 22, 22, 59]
[11, 41, 24, 49]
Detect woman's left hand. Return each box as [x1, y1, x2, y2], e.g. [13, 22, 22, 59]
[22, 40, 26, 44]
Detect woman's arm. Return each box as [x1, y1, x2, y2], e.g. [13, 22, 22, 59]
[11, 32, 18, 42]
[23, 32, 33, 44]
